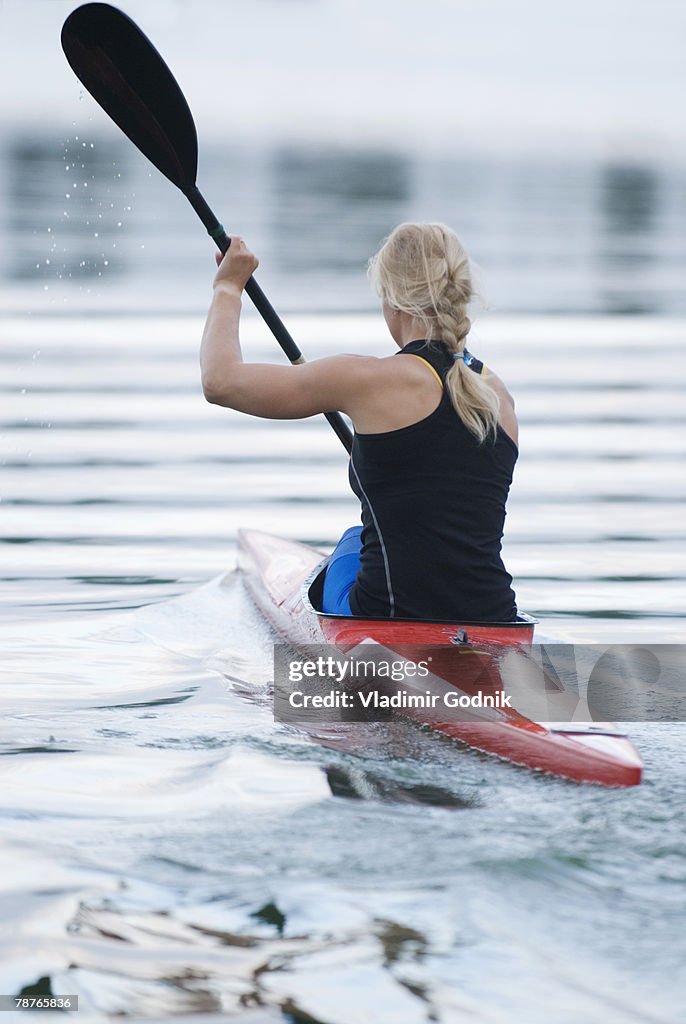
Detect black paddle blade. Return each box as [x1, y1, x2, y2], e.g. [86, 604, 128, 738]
[61, 3, 198, 190]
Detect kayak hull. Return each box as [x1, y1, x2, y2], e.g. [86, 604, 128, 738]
[238, 529, 643, 787]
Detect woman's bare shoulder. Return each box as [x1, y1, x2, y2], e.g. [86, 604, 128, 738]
[483, 367, 518, 445]
[484, 368, 515, 409]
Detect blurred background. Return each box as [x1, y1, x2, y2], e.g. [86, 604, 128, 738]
[0, 0, 685, 314]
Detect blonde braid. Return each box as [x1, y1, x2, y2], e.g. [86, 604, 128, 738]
[438, 268, 499, 444]
[370, 223, 500, 442]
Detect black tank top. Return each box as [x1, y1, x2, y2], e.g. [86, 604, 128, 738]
[348, 339, 518, 621]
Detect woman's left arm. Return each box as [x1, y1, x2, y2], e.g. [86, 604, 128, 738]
[200, 238, 375, 420]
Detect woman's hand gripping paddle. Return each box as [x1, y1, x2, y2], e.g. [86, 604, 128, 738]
[61, 3, 353, 453]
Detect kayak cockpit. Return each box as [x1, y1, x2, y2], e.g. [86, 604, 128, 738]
[305, 559, 537, 644]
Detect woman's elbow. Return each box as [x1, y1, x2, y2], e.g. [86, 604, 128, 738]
[202, 376, 231, 406]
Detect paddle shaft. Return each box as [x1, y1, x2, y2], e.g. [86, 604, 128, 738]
[184, 185, 353, 453]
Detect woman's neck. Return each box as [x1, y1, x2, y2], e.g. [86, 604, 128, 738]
[385, 307, 429, 349]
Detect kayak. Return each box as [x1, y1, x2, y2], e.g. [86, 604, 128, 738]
[238, 529, 643, 787]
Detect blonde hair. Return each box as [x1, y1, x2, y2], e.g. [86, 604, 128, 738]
[368, 222, 499, 443]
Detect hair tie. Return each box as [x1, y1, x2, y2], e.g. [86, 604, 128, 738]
[453, 349, 473, 365]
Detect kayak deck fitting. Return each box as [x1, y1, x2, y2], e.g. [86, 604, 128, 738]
[238, 529, 643, 787]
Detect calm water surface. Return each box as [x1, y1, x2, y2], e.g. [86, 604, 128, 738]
[1, 309, 685, 1022]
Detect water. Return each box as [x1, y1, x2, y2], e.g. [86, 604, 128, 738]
[1, 303, 685, 1022]
[1, 93, 685, 1022]
[1, 136, 686, 316]
[1, 0, 685, 1013]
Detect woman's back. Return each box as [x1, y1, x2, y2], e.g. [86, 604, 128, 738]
[348, 340, 518, 621]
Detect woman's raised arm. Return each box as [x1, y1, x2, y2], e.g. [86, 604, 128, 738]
[200, 238, 376, 420]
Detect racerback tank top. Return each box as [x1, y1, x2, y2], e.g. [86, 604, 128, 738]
[348, 339, 518, 621]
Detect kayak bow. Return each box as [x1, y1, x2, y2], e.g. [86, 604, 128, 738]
[238, 529, 643, 787]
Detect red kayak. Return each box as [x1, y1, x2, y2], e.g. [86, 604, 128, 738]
[238, 529, 643, 787]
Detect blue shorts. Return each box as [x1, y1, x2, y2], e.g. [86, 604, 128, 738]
[321, 526, 362, 615]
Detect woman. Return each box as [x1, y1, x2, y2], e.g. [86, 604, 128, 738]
[201, 222, 518, 622]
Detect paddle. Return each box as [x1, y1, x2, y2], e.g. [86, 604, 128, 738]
[61, 2, 353, 453]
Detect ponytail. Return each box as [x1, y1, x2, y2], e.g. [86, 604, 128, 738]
[436, 303, 500, 444]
